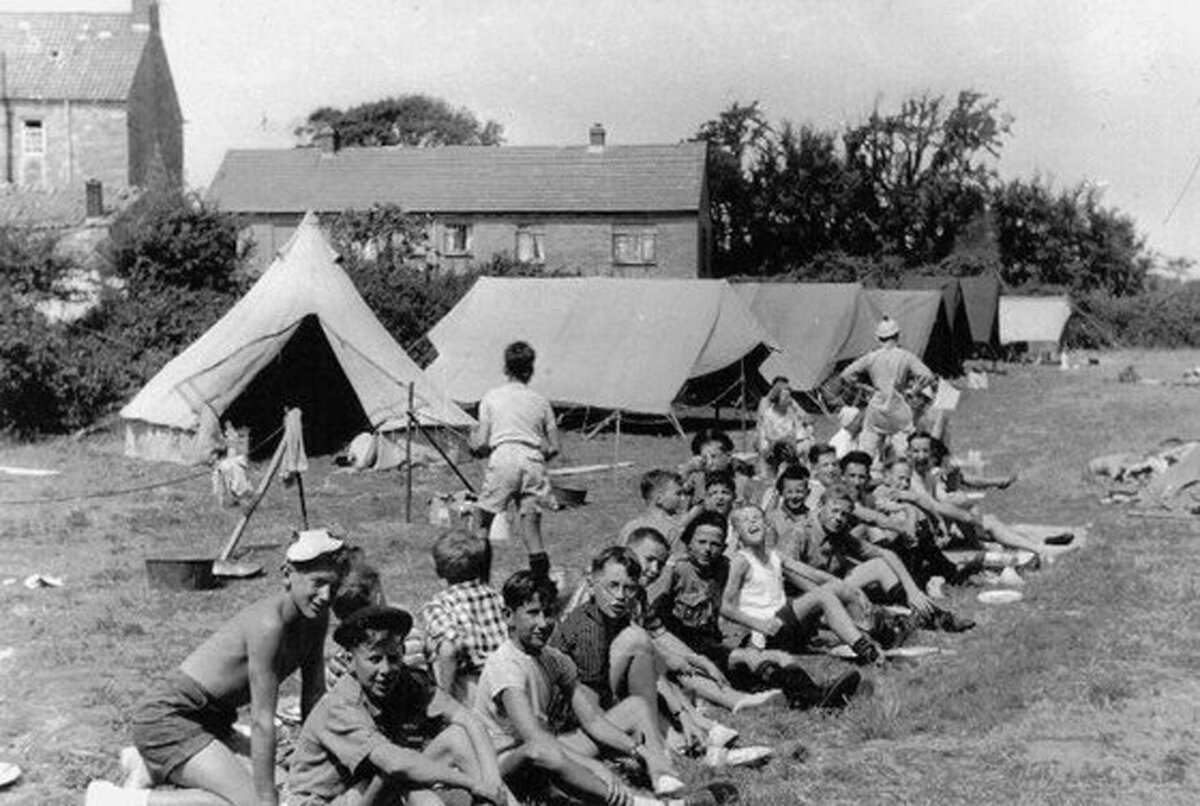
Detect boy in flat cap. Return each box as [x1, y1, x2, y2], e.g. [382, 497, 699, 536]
[90, 530, 349, 806]
[288, 605, 510, 806]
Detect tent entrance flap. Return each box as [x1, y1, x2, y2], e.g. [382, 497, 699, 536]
[223, 314, 371, 457]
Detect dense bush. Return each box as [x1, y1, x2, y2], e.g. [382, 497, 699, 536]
[1065, 284, 1200, 349]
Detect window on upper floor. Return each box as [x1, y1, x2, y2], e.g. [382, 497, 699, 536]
[442, 223, 471, 256]
[516, 226, 545, 264]
[22, 120, 44, 155]
[612, 225, 657, 266]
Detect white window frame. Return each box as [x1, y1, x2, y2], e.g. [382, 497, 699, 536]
[515, 225, 545, 264]
[441, 223, 472, 256]
[22, 119, 44, 155]
[612, 225, 657, 266]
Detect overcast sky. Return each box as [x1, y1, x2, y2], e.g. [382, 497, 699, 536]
[13, 0, 1200, 263]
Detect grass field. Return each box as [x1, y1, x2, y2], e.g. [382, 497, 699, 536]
[4, 351, 1200, 805]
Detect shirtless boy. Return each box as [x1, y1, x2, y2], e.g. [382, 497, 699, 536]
[89, 530, 348, 806]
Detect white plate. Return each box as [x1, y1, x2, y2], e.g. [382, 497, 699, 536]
[0, 762, 22, 788]
[977, 589, 1024, 605]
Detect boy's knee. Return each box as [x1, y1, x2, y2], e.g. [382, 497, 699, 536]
[524, 738, 566, 772]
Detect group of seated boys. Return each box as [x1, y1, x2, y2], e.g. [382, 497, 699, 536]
[88, 408, 1051, 806]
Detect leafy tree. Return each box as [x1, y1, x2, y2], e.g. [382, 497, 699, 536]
[695, 101, 774, 276]
[991, 177, 1149, 295]
[297, 94, 504, 148]
[842, 90, 1011, 263]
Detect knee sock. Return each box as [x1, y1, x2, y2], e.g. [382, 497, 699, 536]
[529, 551, 550, 579]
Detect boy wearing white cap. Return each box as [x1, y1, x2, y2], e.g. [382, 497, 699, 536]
[838, 318, 935, 458]
[89, 530, 349, 806]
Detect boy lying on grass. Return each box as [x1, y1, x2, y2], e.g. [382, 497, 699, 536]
[556, 541, 772, 767]
[473, 571, 737, 806]
[287, 605, 510, 806]
[797, 486, 974, 634]
[88, 530, 349, 806]
[901, 432, 1049, 565]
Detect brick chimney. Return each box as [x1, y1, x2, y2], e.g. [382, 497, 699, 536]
[588, 123, 606, 153]
[131, 0, 159, 34]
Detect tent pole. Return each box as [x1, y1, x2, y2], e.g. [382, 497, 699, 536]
[218, 437, 286, 563]
[405, 384, 414, 523]
[296, 475, 309, 529]
[740, 359, 749, 452]
[668, 412, 687, 441]
[407, 411, 476, 493]
[613, 411, 621, 488]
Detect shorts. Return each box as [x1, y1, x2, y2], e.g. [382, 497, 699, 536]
[130, 670, 237, 784]
[478, 443, 553, 516]
[725, 604, 818, 652]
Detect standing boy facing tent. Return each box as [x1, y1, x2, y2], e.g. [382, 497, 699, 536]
[471, 341, 561, 581]
[839, 317, 936, 458]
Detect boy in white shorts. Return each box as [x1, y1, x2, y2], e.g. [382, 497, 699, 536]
[471, 341, 560, 580]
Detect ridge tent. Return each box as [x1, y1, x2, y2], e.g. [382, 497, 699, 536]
[121, 212, 473, 464]
[425, 277, 773, 418]
[866, 288, 960, 376]
[998, 296, 1073, 353]
[732, 283, 879, 392]
[900, 276, 972, 367]
[958, 275, 1002, 349]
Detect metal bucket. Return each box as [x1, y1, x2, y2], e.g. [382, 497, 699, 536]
[145, 557, 219, 590]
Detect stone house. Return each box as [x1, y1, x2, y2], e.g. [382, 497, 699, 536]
[207, 125, 713, 278]
[0, 0, 182, 195]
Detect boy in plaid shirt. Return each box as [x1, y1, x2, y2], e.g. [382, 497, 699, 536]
[423, 531, 509, 705]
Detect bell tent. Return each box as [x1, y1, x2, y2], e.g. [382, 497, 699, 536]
[426, 277, 773, 423]
[121, 213, 473, 464]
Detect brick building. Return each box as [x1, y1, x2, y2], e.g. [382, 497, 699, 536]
[0, 0, 182, 194]
[207, 125, 712, 278]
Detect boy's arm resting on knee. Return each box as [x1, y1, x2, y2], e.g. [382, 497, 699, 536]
[247, 621, 284, 805]
[780, 556, 835, 589]
[571, 684, 640, 756]
[366, 742, 488, 800]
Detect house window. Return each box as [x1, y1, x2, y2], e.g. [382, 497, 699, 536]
[22, 120, 44, 155]
[612, 225, 657, 265]
[515, 226, 545, 264]
[442, 223, 471, 256]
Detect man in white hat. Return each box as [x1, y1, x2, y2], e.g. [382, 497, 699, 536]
[838, 318, 935, 458]
[90, 531, 349, 806]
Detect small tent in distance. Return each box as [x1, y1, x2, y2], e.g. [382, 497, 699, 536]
[732, 283, 879, 393]
[121, 212, 473, 464]
[999, 296, 1073, 359]
[426, 277, 773, 425]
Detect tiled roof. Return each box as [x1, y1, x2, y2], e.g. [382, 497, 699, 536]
[0, 12, 146, 101]
[207, 143, 708, 214]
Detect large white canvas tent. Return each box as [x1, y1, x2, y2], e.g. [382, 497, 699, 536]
[732, 283, 879, 391]
[426, 277, 773, 417]
[121, 213, 473, 464]
[999, 296, 1073, 346]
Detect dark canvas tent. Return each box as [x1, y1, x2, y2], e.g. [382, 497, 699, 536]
[958, 275, 1001, 349]
[900, 276, 972, 368]
[426, 277, 773, 418]
[121, 213, 473, 464]
[732, 283, 880, 392]
[866, 289, 959, 376]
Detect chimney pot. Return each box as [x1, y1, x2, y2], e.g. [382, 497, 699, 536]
[85, 179, 103, 219]
[588, 123, 605, 152]
[313, 123, 340, 155]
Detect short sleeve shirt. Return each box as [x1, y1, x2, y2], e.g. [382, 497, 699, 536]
[288, 669, 442, 805]
[478, 382, 554, 449]
[550, 599, 627, 707]
[421, 581, 508, 677]
[647, 555, 729, 644]
[473, 639, 577, 748]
